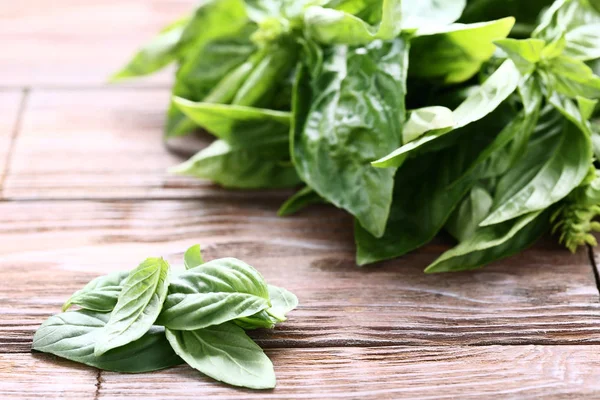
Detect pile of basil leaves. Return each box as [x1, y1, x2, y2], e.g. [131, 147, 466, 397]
[114, 0, 600, 273]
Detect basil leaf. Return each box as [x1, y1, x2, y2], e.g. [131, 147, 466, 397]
[541, 55, 600, 99]
[158, 258, 270, 330]
[373, 60, 521, 168]
[401, 0, 466, 31]
[402, 106, 454, 144]
[170, 139, 300, 189]
[425, 211, 549, 273]
[481, 112, 592, 226]
[234, 311, 279, 330]
[111, 16, 192, 80]
[495, 38, 546, 75]
[446, 185, 494, 242]
[265, 284, 298, 321]
[94, 258, 170, 356]
[356, 139, 486, 265]
[292, 38, 408, 238]
[184, 245, 204, 270]
[62, 271, 129, 312]
[277, 186, 325, 217]
[409, 18, 515, 84]
[32, 310, 181, 373]
[304, 0, 402, 45]
[173, 99, 291, 145]
[166, 323, 276, 389]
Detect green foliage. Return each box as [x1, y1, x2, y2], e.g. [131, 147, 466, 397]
[112, 0, 600, 271]
[33, 245, 298, 390]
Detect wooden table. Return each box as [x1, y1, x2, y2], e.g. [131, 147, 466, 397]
[2, 1, 600, 398]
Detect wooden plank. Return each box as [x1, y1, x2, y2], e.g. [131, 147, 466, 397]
[0, 91, 23, 180]
[2, 200, 599, 352]
[2, 89, 214, 200]
[0, 353, 97, 399]
[0, 0, 195, 87]
[90, 346, 600, 398]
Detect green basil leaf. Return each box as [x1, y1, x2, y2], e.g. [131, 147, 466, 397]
[173, 99, 291, 145]
[184, 245, 204, 270]
[409, 18, 515, 84]
[495, 38, 546, 75]
[541, 55, 600, 99]
[481, 111, 592, 226]
[402, 106, 454, 144]
[401, 0, 466, 31]
[62, 271, 129, 312]
[32, 310, 181, 372]
[425, 211, 549, 273]
[304, 0, 402, 45]
[356, 139, 487, 265]
[446, 185, 494, 242]
[265, 284, 298, 321]
[111, 16, 192, 80]
[373, 60, 521, 168]
[234, 284, 299, 329]
[292, 38, 408, 238]
[278, 186, 325, 216]
[170, 139, 300, 189]
[158, 258, 270, 330]
[94, 258, 170, 356]
[165, 323, 276, 389]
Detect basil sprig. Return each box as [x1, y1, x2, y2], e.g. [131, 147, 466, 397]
[32, 245, 298, 390]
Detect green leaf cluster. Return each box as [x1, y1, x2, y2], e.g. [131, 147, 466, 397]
[33, 245, 298, 390]
[115, 0, 600, 272]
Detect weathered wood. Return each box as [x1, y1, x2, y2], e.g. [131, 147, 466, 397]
[0, 0, 195, 87]
[2, 200, 599, 353]
[0, 91, 23, 180]
[3, 89, 212, 200]
[0, 354, 97, 399]
[4, 346, 598, 399]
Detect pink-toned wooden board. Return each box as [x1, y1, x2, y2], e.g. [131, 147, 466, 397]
[0, 91, 23, 182]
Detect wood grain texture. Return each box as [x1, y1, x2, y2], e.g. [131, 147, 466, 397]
[8, 346, 594, 399]
[0, 91, 23, 179]
[0, 0, 195, 87]
[2, 89, 215, 200]
[2, 200, 599, 353]
[0, 354, 97, 399]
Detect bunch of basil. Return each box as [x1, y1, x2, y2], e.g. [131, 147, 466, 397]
[114, 0, 600, 272]
[32, 245, 298, 389]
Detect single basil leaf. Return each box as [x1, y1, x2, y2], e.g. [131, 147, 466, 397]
[401, 0, 466, 31]
[425, 211, 549, 273]
[495, 38, 545, 75]
[94, 258, 170, 356]
[293, 38, 408, 238]
[170, 139, 300, 189]
[184, 245, 204, 270]
[165, 323, 276, 389]
[62, 271, 129, 312]
[402, 106, 454, 144]
[111, 16, 191, 80]
[373, 60, 521, 168]
[304, 0, 402, 45]
[446, 185, 494, 242]
[173, 99, 291, 145]
[481, 111, 592, 226]
[234, 284, 299, 329]
[541, 55, 600, 100]
[265, 284, 298, 321]
[32, 310, 181, 372]
[278, 186, 325, 216]
[578, 96, 599, 120]
[158, 258, 270, 330]
[409, 18, 515, 84]
[356, 138, 489, 265]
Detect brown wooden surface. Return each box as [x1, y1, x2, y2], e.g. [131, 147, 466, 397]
[2, 1, 600, 399]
